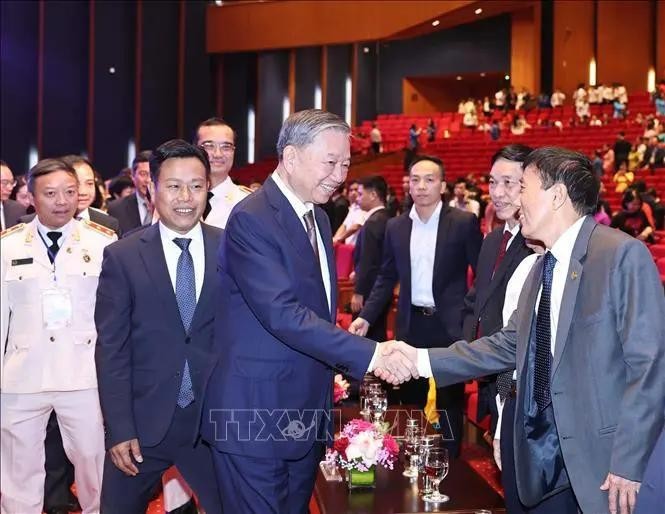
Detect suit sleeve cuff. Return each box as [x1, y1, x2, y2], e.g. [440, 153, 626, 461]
[418, 349, 433, 378]
[366, 343, 379, 373]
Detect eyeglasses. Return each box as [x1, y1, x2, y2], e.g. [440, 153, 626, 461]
[1, 179, 17, 188]
[200, 141, 235, 153]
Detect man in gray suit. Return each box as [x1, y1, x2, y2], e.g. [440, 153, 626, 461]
[377, 147, 665, 514]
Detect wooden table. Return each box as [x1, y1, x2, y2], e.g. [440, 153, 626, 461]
[314, 406, 505, 514]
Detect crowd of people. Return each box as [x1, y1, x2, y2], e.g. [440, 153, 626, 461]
[1, 108, 664, 514]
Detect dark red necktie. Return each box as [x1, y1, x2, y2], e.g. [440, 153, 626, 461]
[493, 230, 512, 275]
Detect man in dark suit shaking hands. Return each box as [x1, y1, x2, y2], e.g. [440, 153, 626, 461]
[201, 109, 417, 514]
[95, 140, 223, 513]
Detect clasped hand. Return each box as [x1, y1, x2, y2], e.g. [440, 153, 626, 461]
[371, 340, 419, 385]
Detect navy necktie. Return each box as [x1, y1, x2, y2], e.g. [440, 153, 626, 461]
[534, 251, 557, 411]
[173, 237, 195, 408]
[46, 232, 61, 263]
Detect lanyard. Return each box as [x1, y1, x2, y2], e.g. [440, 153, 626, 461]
[36, 229, 59, 281]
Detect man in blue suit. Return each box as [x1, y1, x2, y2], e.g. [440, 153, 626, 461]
[95, 140, 223, 513]
[201, 109, 417, 514]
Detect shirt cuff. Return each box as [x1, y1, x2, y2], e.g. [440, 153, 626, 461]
[417, 349, 433, 378]
[495, 393, 505, 441]
[366, 343, 379, 373]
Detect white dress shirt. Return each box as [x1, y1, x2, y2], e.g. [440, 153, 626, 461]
[418, 216, 588, 378]
[341, 203, 368, 245]
[271, 172, 331, 310]
[409, 201, 442, 307]
[136, 192, 151, 225]
[449, 198, 480, 217]
[0, 202, 5, 231]
[205, 176, 250, 229]
[35, 217, 74, 252]
[159, 221, 205, 302]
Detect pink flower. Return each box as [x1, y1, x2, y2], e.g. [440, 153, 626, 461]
[382, 434, 399, 456]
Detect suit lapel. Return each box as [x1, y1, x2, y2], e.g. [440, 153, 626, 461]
[551, 217, 595, 376]
[128, 194, 141, 228]
[139, 224, 185, 334]
[395, 214, 413, 297]
[516, 256, 543, 378]
[432, 205, 453, 285]
[479, 232, 527, 312]
[315, 206, 336, 320]
[190, 223, 218, 331]
[264, 178, 329, 316]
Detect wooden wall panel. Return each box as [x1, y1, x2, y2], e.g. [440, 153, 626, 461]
[657, 0, 665, 81]
[510, 4, 541, 94]
[552, 0, 594, 95]
[206, 1, 475, 53]
[597, 0, 651, 92]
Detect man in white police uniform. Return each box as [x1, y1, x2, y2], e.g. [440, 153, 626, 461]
[0, 158, 117, 514]
[195, 117, 251, 229]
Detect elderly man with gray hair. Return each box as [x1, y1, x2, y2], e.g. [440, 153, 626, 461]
[201, 109, 416, 514]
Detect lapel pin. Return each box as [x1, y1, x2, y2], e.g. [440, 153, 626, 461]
[66, 247, 72, 254]
[571, 271, 578, 280]
[83, 253, 91, 263]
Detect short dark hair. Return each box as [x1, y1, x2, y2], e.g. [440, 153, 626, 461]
[0, 159, 8, 167]
[60, 154, 94, 171]
[194, 117, 236, 144]
[522, 147, 599, 216]
[132, 151, 153, 175]
[491, 144, 534, 166]
[409, 154, 445, 179]
[108, 175, 134, 198]
[621, 188, 642, 210]
[149, 139, 211, 184]
[27, 158, 77, 193]
[454, 177, 467, 186]
[358, 175, 387, 203]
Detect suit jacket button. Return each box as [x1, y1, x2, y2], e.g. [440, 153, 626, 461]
[185, 336, 191, 344]
[49, 336, 55, 342]
[175, 371, 181, 377]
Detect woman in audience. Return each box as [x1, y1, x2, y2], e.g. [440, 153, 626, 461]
[426, 118, 436, 142]
[611, 189, 654, 243]
[593, 199, 611, 226]
[602, 144, 615, 175]
[613, 161, 634, 193]
[9, 175, 34, 213]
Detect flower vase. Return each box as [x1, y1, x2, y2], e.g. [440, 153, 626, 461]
[348, 466, 376, 489]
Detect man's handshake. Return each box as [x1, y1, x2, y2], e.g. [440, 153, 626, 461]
[371, 340, 420, 385]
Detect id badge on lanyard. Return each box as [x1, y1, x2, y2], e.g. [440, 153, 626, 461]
[41, 286, 73, 330]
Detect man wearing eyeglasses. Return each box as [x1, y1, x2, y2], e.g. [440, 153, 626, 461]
[1, 160, 27, 231]
[195, 117, 251, 229]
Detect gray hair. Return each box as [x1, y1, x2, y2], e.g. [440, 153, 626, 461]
[276, 109, 350, 161]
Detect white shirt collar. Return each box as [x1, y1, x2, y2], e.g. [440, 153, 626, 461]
[503, 222, 521, 236]
[409, 201, 442, 225]
[210, 175, 233, 196]
[35, 216, 74, 237]
[158, 220, 203, 245]
[78, 208, 90, 220]
[135, 191, 148, 206]
[549, 216, 587, 269]
[271, 171, 313, 219]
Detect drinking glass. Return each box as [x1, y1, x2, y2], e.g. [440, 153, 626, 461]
[402, 427, 423, 477]
[417, 435, 438, 495]
[359, 375, 379, 416]
[422, 448, 450, 503]
[368, 390, 388, 425]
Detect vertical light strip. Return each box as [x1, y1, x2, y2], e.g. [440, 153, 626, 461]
[647, 68, 656, 92]
[282, 96, 290, 122]
[247, 107, 255, 164]
[29, 146, 39, 169]
[344, 76, 352, 125]
[314, 85, 322, 109]
[588, 58, 597, 87]
[127, 139, 136, 168]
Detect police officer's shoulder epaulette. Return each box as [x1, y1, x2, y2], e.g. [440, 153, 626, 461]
[82, 219, 115, 238]
[0, 223, 25, 239]
[238, 185, 253, 195]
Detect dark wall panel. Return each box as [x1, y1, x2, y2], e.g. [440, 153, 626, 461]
[257, 51, 288, 161]
[326, 44, 351, 119]
[0, 0, 38, 174]
[184, 0, 213, 141]
[356, 42, 378, 125]
[93, 0, 135, 178]
[42, 0, 88, 159]
[295, 46, 320, 111]
[139, 0, 178, 151]
[222, 52, 257, 167]
[377, 15, 511, 114]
